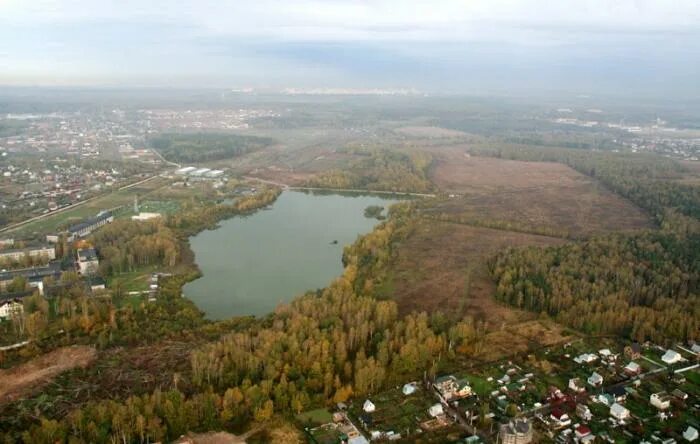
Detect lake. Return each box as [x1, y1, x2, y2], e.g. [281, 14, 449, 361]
[183, 191, 400, 319]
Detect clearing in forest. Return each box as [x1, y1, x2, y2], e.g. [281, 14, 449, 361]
[0, 345, 97, 405]
[429, 154, 653, 237]
[381, 220, 565, 327]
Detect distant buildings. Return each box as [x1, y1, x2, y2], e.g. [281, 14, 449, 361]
[0, 262, 62, 295]
[131, 212, 161, 221]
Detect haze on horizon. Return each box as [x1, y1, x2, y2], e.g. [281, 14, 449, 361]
[1, 0, 699, 98]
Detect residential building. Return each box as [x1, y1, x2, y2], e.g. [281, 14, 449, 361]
[684, 426, 699, 442]
[609, 403, 630, 421]
[587, 372, 603, 387]
[576, 404, 592, 421]
[624, 343, 642, 360]
[0, 298, 23, 319]
[568, 378, 586, 393]
[363, 400, 375, 413]
[77, 248, 99, 275]
[624, 361, 641, 376]
[428, 403, 444, 418]
[0, 262, 62, 295]
[0, 245, 55, 263]
[499, 418, 533, 444]
[661, 349, 682, 365]
[550, 408, 571, 428]
[650, 392, 672, 410]
[433, 375, 472, 401]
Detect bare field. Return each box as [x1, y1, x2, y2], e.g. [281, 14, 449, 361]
[394, 126, 471, 138]
[384, 220, 565, 328]
[0, 346, 97, 405]
[428, 154, 653, 237]
[474, 320, 576, 361]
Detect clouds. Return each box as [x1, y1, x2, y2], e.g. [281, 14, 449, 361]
[0, 0, 698, 94]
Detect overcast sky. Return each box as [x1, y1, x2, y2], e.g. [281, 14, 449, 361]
[1, 0, 699, 96]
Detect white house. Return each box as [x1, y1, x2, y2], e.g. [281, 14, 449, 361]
[624, 361, 641, 375]
[662, 349, 682, 365]
[574, 353, 598, 364]
[588, 372, 604, 387]
[363, 400, 376, 413]
[0, 299, 23, 320]
[568, 378, 586, 393]
[402, 382, 417, 396]
[428, 403, 444, 418]
[650, 392, 672, 410]
[684, 426, 698, 442]
[610, 403, 630, 421]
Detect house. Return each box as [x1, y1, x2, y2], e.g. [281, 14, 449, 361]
[672, 389, 688, 401]
[587, 372, 603, 387]
[605, 385, 628, 403]
[691, 343, 700, 355]
[428, 403, 444, 418]
[568, 378, 586, 393]
[684, 426, 699, 442]
[402, 382, 417, 396]
[576, 404, 592, 421]
[662, 349, 682, 365]
[650, 392, 672, 410]
[598, 393, 615, 407]
[76, 248, 99, 275]
[574, 353, 598, 364]
[88, 276, 106, 292]
[433, 375, 472, 401]
[499, 418, 533, 444]
[575, 425, 592, 440]
[599, 349, 615, 361]
[624, 361, 641, 376]
[624, 343, 642, 360]
[609, 403, 630, 421]
[550, 408, 571, 428]
[0, 298, 23, 320]
[362, 400, 375, 413]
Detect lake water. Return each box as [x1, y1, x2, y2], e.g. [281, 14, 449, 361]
[183, 191, 399, 319]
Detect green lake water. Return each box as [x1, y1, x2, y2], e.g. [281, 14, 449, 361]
[183, 191, 399, 319]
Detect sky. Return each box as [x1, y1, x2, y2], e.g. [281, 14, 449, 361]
[0, 0, 699, 97]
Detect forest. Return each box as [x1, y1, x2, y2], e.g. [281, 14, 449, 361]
[306, 148, 434, 193]
[148, 133, 274, 163]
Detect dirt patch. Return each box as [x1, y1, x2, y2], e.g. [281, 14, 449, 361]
[174, 431, 247, 444]
[476, 320, 575, 361]
[384, 220, 565, 328]
[0, 345, 97, 405]
[428, 154, 653, 237]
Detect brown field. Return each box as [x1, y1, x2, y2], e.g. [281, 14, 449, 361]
[0, 345, 97, 405]
[428, 154, 653, 237]
[475, 320, 576, 361]
[383, 220, 565, 328]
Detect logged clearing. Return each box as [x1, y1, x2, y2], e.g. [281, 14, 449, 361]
[429, 154, 653, 237]
[0, 345, 97, 405]
[384, 220, 565, 327]
[476, 320, 576, 361]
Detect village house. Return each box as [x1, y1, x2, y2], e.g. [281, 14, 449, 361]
[575, 425, 593, 441]
[576, 404, 593, 421]
[362, 400, 375, 413]
[684, 426, 699, 442]
[574, 353, 598, 364]
[661, 349, 682, 365]
[428, 403, 444, 418]
[402, 382, 417, 396]
[587, 372, 603, 387]
[0, 298, 23, 320]
[623, 361, 641, 376]
[433, 375, 472, 401]
[650, 392, 672, 410]
[609, 403, 630, 421]
[550, 408, 571, 428]
[568, 378, 586, 393]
